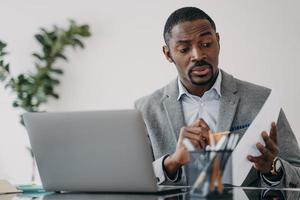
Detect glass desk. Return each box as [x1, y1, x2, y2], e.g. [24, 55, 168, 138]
[2, 187, 300, 200]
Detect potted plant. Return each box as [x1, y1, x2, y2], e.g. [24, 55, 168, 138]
[0, 20, 91, 183]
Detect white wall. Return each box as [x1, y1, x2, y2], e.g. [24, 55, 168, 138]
[0, 0, 299, 184]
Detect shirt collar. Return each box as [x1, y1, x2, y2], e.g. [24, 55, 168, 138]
[177, 69, 222, 101]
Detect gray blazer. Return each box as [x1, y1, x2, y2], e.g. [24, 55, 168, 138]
[135, 70, 300, 187]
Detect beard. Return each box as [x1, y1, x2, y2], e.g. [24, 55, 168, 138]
[187, 61, 216, 86]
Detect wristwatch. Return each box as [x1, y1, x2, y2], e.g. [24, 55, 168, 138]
[270, 156, 282, 176]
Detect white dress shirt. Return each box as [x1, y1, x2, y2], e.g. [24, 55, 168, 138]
[177, 70, 222, 132]
[163, 71, 222, 182]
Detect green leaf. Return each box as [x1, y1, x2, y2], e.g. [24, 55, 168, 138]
[40, 28, 49, 35]
[35, 89, 47, 102]
[41, 32, 54, 47]
[79, 25, 91, 37]
[35, 34, 45, 45]
[50, 93, 59, 99]
[12, 101, 19, 107]
[32, 53, 44, 61]
[5, 78, 15, 89]
[0, 41, 7, 49]
[0, 52, 7, 57]
[49, 79, 60, 85]
[5, 64, 9, 72]
[0, 64, 9, 81]
[56, 53, 68, 61]
[50, 68, 64, 74]
[72, 38, 84, 48]
[51, 41, 63, 56]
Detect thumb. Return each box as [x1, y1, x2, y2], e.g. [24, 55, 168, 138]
[178, 127, 186, 144]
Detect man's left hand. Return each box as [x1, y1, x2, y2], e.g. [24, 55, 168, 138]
[247, 122, 279, 174]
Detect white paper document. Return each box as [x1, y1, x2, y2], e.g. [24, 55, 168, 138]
[223, 90, 281, 186]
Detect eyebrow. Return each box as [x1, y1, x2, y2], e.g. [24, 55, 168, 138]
[200, 31, 212, 37]
[176, 40, 191, 45]
[175, 31, 213, 45]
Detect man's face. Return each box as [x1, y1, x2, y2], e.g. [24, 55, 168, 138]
[164, 19, 220, 92]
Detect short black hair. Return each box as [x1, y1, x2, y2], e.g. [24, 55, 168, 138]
[163, 7, 216, 45]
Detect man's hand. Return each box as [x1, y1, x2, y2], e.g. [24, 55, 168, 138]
[247, 122, 279, 174]
[163, 119, 210, 178]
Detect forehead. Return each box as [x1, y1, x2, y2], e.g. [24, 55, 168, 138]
[169, 19, 215, 43]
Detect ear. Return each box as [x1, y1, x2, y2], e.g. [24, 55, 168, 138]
[162, 45, 173, 63]
[216, 32, 220, 47]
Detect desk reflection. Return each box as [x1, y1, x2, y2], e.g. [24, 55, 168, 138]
[3, 187, 300, 200]
[43, 193, 162, 200]
[41, 188, 300, 200]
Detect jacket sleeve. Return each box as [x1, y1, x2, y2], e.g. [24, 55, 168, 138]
[152, 155, 184, 185]
[134, 99, 187, 185]
[260, 109, 300, 188]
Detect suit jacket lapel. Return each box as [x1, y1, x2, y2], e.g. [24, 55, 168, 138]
[217, 70, 240, 132]
[217, 95, 239, 132]
[162, 79, 185, 140]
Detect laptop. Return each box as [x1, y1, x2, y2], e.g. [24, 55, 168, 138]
[23, 110, 188, 193]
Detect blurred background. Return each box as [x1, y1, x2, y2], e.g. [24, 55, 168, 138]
[0, 0, 299, 184]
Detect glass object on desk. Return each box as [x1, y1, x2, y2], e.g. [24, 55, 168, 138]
[187, 132, 240, 197]
[187, 149, 233, 198]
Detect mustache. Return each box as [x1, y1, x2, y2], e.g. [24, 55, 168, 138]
[190, 60, 213, 69]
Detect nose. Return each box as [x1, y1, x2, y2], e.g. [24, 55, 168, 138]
[191, 47, 206, 62]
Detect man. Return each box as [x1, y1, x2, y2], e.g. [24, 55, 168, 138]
[135, 7, 300, 187]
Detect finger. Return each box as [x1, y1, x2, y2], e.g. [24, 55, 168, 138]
[199, 139, 206, 149]
[189, 139, 200, 149]
[247, 155, 260, 163]
[256, 143, 272, 161]
[178, 127, 187, 143]
[184, 127, 210, 145]
[198, 118, 209, 130]
[253, 163, 259, 170]
[184, 132, 208, 149]
[185, 127, 210, 140]
[247, 155, 266, 170]
[188, 137, 206, 149]
[190, 119, 210, 131]
[184, 130, 201, 140]
[184, 132, 208, 147]
[185, 126, 207, 134]
[269, 122, 278, 145]
[261, 132, 278, 154]
[253, 160, 266, 172]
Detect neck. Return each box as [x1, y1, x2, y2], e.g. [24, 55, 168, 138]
[182, 72, 219, 97]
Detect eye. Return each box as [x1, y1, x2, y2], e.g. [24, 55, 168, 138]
[201, 42, 212, 48]
[179, 47, 190, 54]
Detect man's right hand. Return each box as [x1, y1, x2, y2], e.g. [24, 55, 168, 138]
[163, 119, 210, 179]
